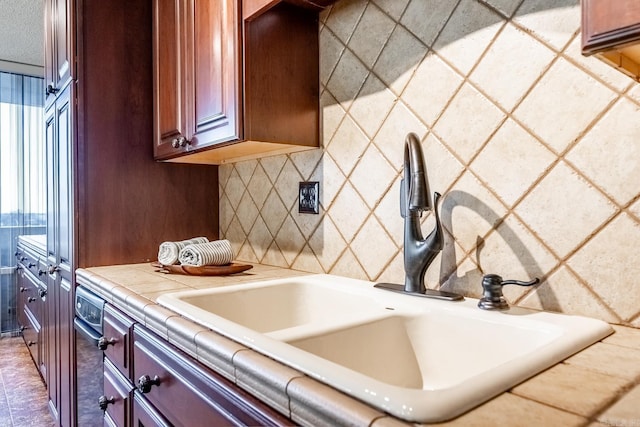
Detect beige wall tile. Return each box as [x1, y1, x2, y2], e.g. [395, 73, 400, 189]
[219, 1, 640, 327]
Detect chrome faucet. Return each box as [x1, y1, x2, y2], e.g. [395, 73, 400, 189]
[376, 133, 463, 301]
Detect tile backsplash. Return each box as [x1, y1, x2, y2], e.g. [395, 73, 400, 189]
[219, 0, 640, 328]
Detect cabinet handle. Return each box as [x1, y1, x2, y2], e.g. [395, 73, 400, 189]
[97, 336, 116, 351]
[28, 297, 37, 303]
[98, 395, 115, 411]
[19, 325, 26, 332]
[15, 251, 21, 257]
[38, 289, 47, 299]
[20, 257, 27, 262]
[171, 136, 189, 148]
[28, 263, 36, 268]
[38, 270, 46, 276]
[20, 287, 27, 293]
[48, 265, 60, 275]
[46, 84, 59, 95]
[27, 341, 35, 347]
[137, 375, 161, 393]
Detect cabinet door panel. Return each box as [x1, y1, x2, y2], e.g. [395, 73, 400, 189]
[190, 0, 240, 147]
[153, 0, 188, 158]
[103, 304, 134, 379]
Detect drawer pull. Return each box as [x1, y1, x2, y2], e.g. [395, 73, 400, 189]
[27, 340, 36, 347]
[28, 263, 36, 268]
[97, 336, 117, 351]
[28, 297, 37, 303]
[20, 287, 27, 293]
[137, 375, 161, 393]
[98, 395, 115, 411]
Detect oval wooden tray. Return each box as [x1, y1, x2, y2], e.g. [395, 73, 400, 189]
[151, 262, 253, 276]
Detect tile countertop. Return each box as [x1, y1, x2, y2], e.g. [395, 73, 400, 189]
[75, 263, 640, 427]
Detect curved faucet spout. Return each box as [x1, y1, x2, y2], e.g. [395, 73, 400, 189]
[403, 133, 432, 215]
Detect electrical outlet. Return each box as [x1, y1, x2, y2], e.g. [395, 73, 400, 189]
[298, 181, 320, 214]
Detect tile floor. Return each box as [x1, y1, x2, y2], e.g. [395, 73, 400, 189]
[0, 337, 55, 427]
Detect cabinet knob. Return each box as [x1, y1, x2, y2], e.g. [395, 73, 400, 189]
[28, 263, 36, 268]
[48, 265, 60, 275]
[20, 257, 27, 262]
[38, 269, 46, 276]
[19, 287, 27, 293]
[137, 375, 161, 393]
[46, 84, 59, 95]
[98, 395, 115, 411]
[19, 325, 26, 332]
[97, 336, 116, 351]
[15, 251, 21, 257]
[38, 289, 47, 299]
[27, 340, 36, 347]
[171, 136, 189, 148]
[28, 296, 37, 303]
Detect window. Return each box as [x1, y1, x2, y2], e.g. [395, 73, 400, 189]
[0, 71, 44, 333]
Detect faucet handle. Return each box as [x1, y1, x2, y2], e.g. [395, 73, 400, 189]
[478, 274, 539, 310]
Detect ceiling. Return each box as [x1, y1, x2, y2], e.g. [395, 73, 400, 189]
[0, 0, 43, 74]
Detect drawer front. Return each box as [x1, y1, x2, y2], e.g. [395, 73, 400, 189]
[22, 272, 44, 325]
[103, 304, 134, 379]
[22, 311, 40, 364]
[132, 325, 289, 427]
[17, 246, 43, 278]
[103, 359, 133, 427]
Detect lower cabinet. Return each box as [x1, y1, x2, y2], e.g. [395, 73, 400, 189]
[101, 304, 291, 426]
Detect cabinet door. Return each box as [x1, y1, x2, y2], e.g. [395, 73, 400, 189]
[45, 85, 75, 427]
[152, 0, 189, 159]
[44, 0, 74, 105]
[152, 0, 240, 160]
[132, 391, 171, 427]
[188, 0, 241, 149]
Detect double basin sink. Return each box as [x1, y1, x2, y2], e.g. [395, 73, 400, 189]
[157, 274, 612, 423]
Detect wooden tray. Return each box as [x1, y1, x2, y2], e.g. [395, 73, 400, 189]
[151, 262, 253, 276]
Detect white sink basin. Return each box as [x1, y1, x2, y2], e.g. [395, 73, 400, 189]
[157, 274, 613, 422]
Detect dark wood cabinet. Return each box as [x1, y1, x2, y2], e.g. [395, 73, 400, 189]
[153, 0, 325, 164]
[153, 0, 240, 161]
[44, 1, 220, 426]
[582, 0, 640, 81]
[15, 238, 47, 379]
[100, 304, 291, 426]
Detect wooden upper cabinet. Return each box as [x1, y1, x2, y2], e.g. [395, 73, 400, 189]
[582, 0, 640, 81]
[44, 0, 74, 105]
[153, 0, 332, 165]
[153, 0, 240, 161]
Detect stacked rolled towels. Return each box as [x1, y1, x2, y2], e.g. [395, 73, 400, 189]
[157, 237, 209, 265]
[178, 239, 234, 267]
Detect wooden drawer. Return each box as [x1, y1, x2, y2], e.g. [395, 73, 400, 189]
[102, 304, 134, 379]
[22, 311, 40, 364]
[103, 358, 133, 427]
[132, 325, 290, 427]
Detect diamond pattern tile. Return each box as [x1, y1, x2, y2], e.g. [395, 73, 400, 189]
[515, 162, 617, 258]
[566, 98, 640, 206]
[351, 215, 397, 279]
[513, 58, 617, 155]
[217, 0, 640, 327]
[519, 266, 618, 322]
[568, 213, 640, 321]
[470, 23, 555, 111]
[434, 82, 506, 164]
[433, 0, 503, 76]
[349, 73, 396, 139]
[328, 181, 370, 242]
[470, 118, 555, 207]
[400, 0, 458, 48]
[349, 144, 397, 209]
[513, 0, 580, 51]
[348, 2, 395, 68]
[373, 25, 427, 96]
[403, 52, 464, 127]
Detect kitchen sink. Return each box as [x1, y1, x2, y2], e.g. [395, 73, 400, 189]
[157, 274, 613, 423]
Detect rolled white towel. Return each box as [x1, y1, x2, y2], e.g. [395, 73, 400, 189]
[158, 237, 209, 265]
[178, 239, 234, 267]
